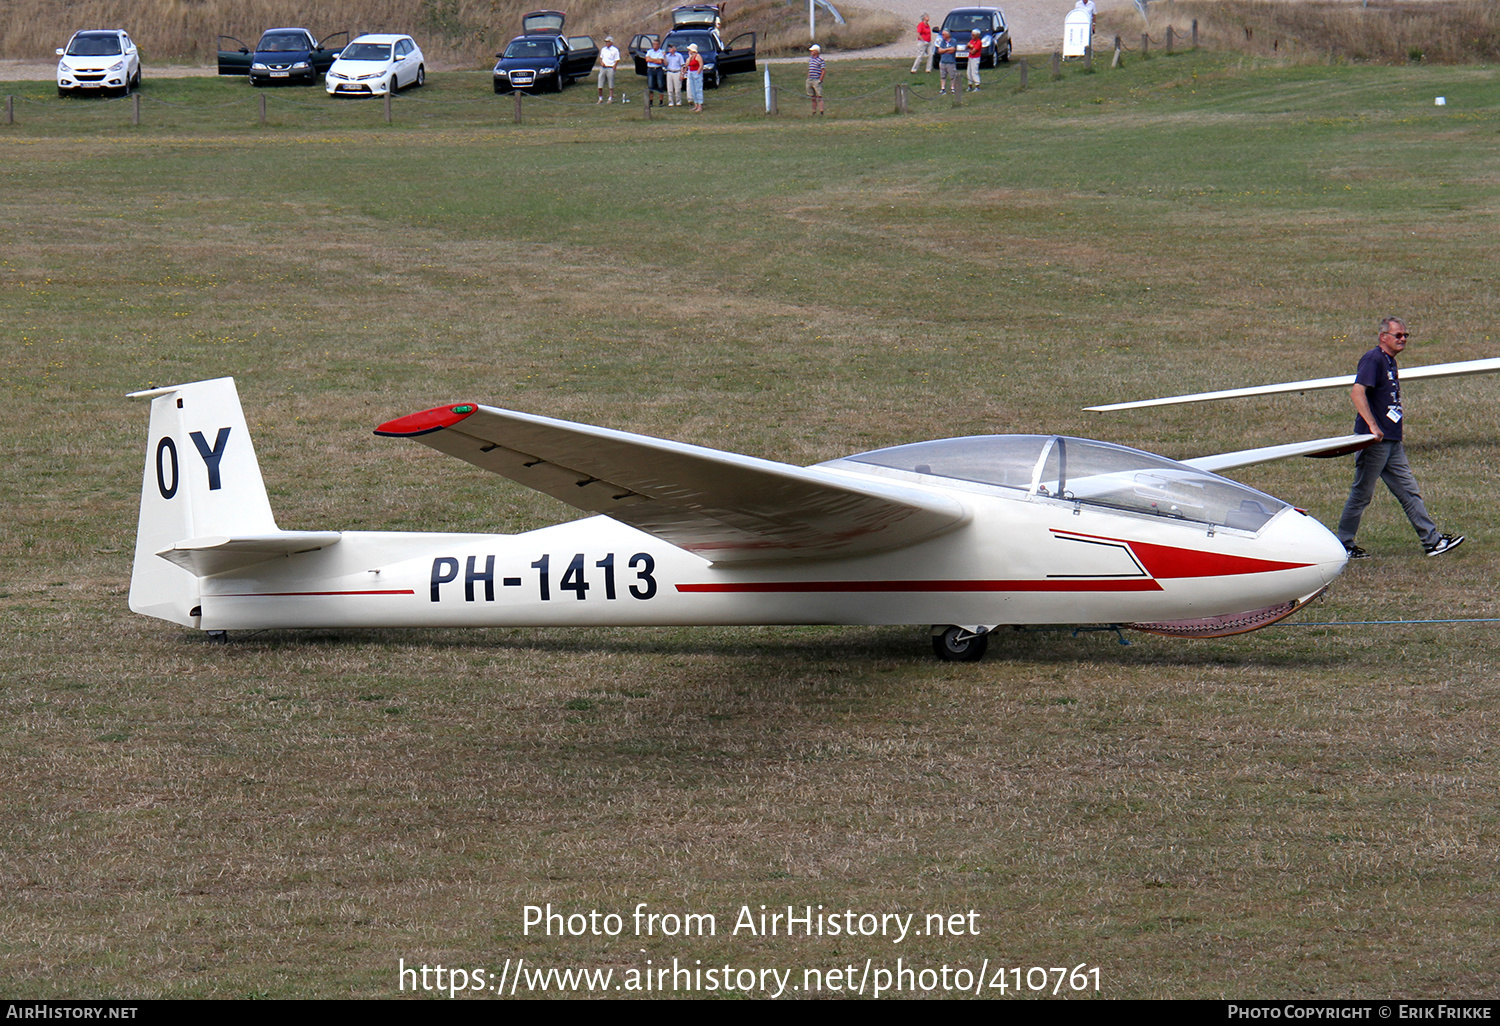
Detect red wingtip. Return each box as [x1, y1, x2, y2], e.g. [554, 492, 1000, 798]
[374, 403, 479, 438]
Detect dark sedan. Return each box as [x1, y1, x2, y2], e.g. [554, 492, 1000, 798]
[938, 7, 1011, 66]
[492, 34, 599, 92]
[217, 28, 348, 85]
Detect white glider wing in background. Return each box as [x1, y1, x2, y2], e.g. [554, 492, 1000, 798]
[1085, 357, 1500, 412]
[375, 404, 969, 564]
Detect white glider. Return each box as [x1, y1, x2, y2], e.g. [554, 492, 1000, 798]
[129, 378, 1354, 660]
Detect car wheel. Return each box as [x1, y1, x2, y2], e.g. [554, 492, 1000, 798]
[554, 72, 564, 93]
[712, 68, 722, 88]
[58, 86, 68, 98]
[1000, 44, 1011, 63]
[415, 64, 425, 88]
[932, 626, 989, 662]
[251, 77, 264, 87]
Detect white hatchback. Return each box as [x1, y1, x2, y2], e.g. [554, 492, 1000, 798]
[325, 34, 425, 96]
[57, 29, 141, 97]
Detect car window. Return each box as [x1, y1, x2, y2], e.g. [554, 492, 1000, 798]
[259, 33, 311, 52]
[66, 35, 123, 56]
[342, 42, 392, 60]
[504, 39, 559, 58]
[941, 13, 993, 36]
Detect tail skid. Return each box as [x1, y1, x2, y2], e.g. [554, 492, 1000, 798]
[128, 378, 340, 626]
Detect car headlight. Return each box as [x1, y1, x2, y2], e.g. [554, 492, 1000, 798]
[292, 61, 310, 70]
[109, 61, 125, 72]
[536, 67, 554, 75]
[252, 62, 268, 70]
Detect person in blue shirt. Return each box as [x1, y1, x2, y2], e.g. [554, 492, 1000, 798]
[1337, 316, 1464, 558]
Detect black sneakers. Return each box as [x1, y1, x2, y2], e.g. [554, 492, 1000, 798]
[1424, 534, 1465, 557]
[1344, 543, 1369, 559]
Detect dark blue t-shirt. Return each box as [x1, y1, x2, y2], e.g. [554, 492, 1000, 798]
[1352, 346, 1402, 442]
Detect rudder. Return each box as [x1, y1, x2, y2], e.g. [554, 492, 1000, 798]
[128, 377, 278, 626]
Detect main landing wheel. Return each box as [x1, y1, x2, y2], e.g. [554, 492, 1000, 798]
[932, 625, 988, 662]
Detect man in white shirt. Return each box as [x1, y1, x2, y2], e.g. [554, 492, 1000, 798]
[597, 36, 620, 103]
[645, 40, 666, 106]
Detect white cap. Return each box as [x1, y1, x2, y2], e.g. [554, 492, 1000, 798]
[809, 44, 820, 51]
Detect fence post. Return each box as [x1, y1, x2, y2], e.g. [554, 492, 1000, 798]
[513, 91, 523, 124]
[384, 92, 392, 123]
[1084, 45, 1092, 72]
[7, 94, 14, 125]
[1018, 60, 1027, 90]
[1051, 51, 1061, 80]
[894, 83, 907, 114]
[767, 84, 778, 115]
[131, 92, 140, 125]
[1192, 19, 1199, 48]
[644, 84, 652, 119]
[1113, 35, 1123, 67]
[1141, 33, 1150, 58]
[258, 93, 266, 126]
[1166, 26, 1175, 54]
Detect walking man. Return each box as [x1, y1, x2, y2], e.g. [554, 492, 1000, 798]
[597, 35, 620, 103]
[936, 30, 959, 95]
[807, 43, 825, 114]
[1337, 316, 1464, 558]
[910, 13, 933, 74]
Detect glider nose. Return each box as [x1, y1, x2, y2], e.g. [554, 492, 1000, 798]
[1280, 509, 1349, 586]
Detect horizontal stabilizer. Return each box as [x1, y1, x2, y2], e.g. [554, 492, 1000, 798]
[157, 532, 343, 577]
[1087, 357, 1500, 412]
[376, 404, 969, 564]
[1183, 434, 1377, 473]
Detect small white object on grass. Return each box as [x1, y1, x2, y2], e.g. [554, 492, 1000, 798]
[1435, 96, 1446, 105]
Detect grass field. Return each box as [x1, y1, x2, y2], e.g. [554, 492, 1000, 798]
[2, 51, 1498, 999]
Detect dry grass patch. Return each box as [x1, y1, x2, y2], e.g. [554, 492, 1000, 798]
[1101, 0, 1500, 64]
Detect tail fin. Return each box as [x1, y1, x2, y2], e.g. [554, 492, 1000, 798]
[128, 377, 278, 626]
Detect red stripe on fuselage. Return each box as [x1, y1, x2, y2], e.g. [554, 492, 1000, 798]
[1050, 530, 1311, 578]
[676, 580, 1161, 594]
[216, 589, 416, 597]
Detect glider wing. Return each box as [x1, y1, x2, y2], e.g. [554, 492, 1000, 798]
[376, 404, 969, 564]
[1086, 357, 1500, 412]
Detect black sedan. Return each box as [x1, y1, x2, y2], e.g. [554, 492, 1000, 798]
[492, 34, 599, 92]
[217, 28, 348, 85]
[938, 7, 1011, 66]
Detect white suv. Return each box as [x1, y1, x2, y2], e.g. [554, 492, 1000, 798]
[57, 30, 141, 97]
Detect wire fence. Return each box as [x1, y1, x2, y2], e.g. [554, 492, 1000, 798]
[1, 29, 1203, 132]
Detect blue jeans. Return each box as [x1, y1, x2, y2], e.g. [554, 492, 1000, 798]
[1337, 439, 1439, 547]
[686, 70, 704, 105]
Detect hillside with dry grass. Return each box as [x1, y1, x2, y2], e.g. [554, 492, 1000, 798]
[1100, 0, 1500, 64]
[1, 0, 898, 66]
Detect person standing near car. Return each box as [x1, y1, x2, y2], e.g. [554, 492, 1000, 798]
[935, 30, 959, 95]
[1336, 316, 1465, 559]
[910, 14, 933, 74]
[806, 44, 826, 115]
[663, 42, 686, 106]
[645, 39, 666, 106]
[597, 35, 620, 103]
[965, 29, 983, 90]
[685, 43, 705, 112]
